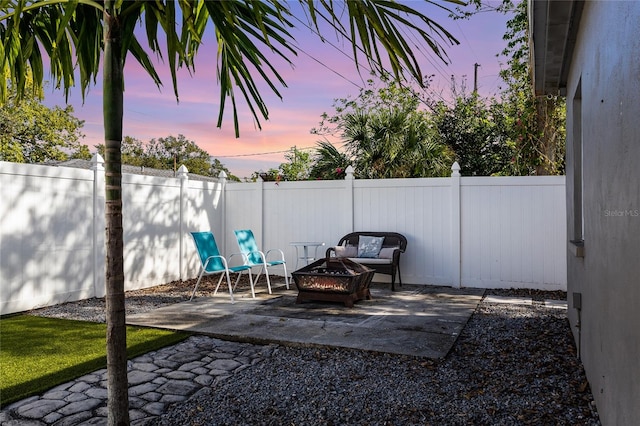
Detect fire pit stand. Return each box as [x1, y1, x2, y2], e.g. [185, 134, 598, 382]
[291, 257, 375, 307]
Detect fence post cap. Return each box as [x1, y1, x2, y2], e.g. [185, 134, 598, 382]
[451, 162, 461, 177]
[90, 153, 104, 169]
[218, 170, 228, 180]
[177, 165, 189, 179]
[345, 165, 355, 180]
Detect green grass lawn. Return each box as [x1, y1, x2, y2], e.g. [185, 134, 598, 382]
[0, 315, 190, 407]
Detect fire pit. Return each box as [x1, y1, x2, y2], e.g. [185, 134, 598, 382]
[291, 257, 375, 307]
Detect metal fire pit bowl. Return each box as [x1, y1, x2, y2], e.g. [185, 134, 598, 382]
[292, 257, 375, 307]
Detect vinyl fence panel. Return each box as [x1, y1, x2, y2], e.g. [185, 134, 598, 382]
[460, 177, 566, 289]
[352, 178, 453, 285]
[0, 162, 97, 313]
[121, 173, 183, 289]
[183, 176, 226, 278]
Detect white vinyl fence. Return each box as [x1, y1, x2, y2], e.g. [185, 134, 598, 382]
[0, 157, 567, 315]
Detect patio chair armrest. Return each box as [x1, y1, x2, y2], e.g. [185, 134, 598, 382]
[265, 248, 286, 262]
[203, 254, 228, 270]
[227, 252, 249, 266]
[247, 249, 267, 263]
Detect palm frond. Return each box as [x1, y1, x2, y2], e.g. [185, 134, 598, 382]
[1, 0, 461, 139]
[303, 0, 461, 86]
[188, 0, 296, 136]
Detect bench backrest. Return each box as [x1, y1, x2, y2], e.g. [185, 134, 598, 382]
[337, 232, 407, 252]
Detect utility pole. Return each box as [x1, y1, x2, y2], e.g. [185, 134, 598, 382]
[473, 63, 480, 94]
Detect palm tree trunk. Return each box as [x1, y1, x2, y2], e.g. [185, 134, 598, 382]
[103, 2, 129, 424]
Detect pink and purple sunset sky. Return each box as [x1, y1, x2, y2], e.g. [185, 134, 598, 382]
[43, 1, 513, 179]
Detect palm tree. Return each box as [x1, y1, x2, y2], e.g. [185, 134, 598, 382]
[344, 107, 453, 178]
[0, 1, 461, 423]
[310, 140, 351, 180]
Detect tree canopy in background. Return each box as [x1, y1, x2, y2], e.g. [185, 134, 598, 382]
[312, 73, 433, 138]
[309, 140, 350, 180]
[496, 0, 565, 175]
[343, 107, 454, 178]
[97, 135, 240, 181]
[308, 74, 453, 179]
[278, 146, 312, 181]
[0, 77, 86, 163]
[431, 82, 513, 176]
[251, 146, 313, 182]
[460, 0, 566, 175]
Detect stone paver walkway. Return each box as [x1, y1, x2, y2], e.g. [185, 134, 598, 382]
[1, 336, 275, 425]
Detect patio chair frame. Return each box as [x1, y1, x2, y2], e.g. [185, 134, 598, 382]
[233, 229, 289, 293]
[190, 231, 255, 303]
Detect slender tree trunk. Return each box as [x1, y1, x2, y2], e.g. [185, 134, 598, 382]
[103, 2, 129, 425]
[543, 98, 558, 174]
[535, 97, 558, 176]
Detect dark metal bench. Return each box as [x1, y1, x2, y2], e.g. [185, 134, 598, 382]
[326, 231, 407, 291]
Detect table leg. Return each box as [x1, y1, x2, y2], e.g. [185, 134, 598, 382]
[294, 246, 300, 271]
[303, 246, 310, 266]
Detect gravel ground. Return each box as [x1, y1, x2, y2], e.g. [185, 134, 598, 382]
[29, 276, 258, 323]
[29, 278, 600, 426]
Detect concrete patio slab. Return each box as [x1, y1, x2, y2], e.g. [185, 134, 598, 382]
[483, 295, 533, 305]
[544, 299, 568, 309]
[127, 283, 485, 359]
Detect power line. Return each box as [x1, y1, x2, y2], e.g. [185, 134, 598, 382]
[398, 14, 455, 107]
[289, 14, 371, 88]
[216, 145, 316, 158]
[294, 8, 388, 78]
[294, 48, 363, 89]
[401, 16, 452, 83]
[214, 140, 349, 159]
[454, 20, 480, 64]
[292, 9, 446, 109]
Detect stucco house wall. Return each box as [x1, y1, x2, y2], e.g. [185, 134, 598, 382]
[532, 1, 640, 424]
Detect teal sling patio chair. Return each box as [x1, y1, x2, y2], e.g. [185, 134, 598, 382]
[234, 229, 289, 294]
[190, 231, 255, 303]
